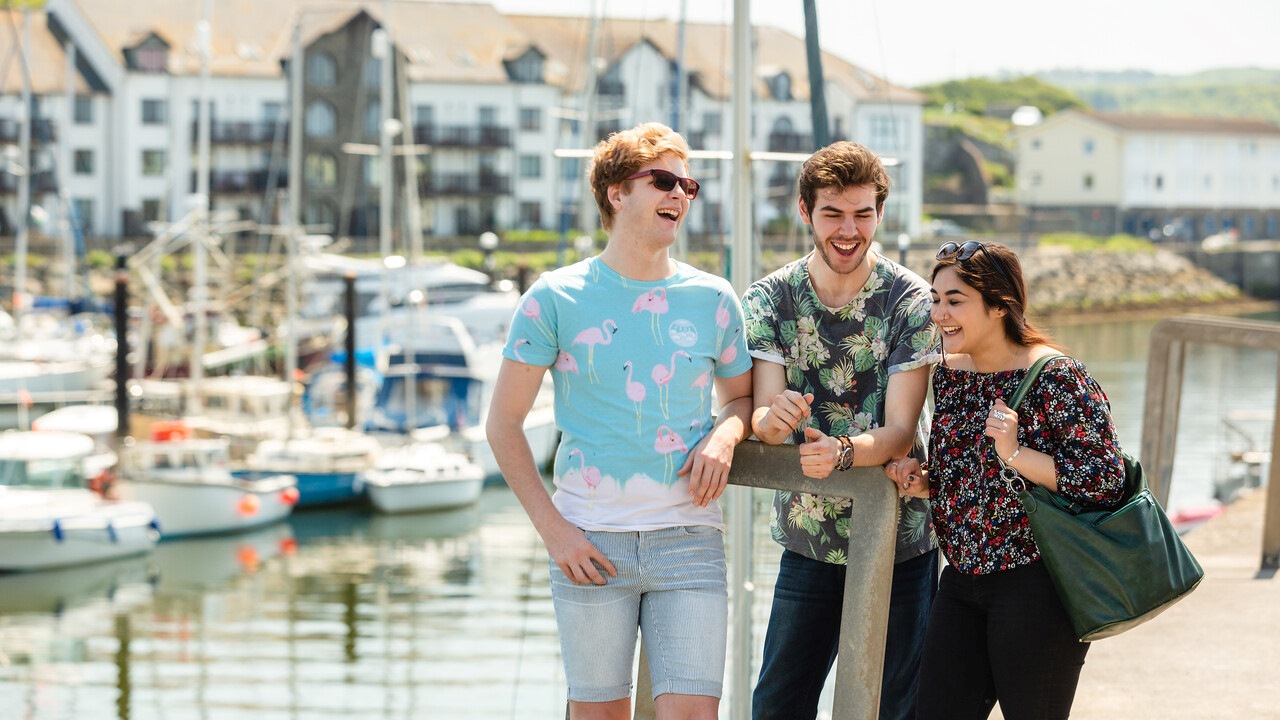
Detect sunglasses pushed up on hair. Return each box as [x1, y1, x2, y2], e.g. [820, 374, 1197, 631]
[625, 169, 701, 200]
[935, 240, 1017, 289]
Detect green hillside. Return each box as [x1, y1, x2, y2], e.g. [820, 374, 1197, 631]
[1034, 68, 1280, 124]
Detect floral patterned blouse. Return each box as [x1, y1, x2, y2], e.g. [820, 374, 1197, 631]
[927, 355, 1126, 575]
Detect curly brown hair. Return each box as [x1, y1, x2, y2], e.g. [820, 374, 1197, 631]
[797, 141, 891, 216]
[588, 122, 691, 231]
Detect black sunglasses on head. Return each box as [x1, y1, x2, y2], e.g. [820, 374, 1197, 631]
[935, 241, 1017, 289]
[625, 169, 700, 199]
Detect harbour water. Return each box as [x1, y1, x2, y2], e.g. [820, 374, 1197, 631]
[0, 309, 1275, 719]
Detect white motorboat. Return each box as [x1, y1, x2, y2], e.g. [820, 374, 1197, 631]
[0, 430, 159, 572]
[116, 422, 299, 538]
[360, 436, 485, 514]
[32, 403, 120, 487]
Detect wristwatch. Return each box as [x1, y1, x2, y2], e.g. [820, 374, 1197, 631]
[835, 436, 854, 471]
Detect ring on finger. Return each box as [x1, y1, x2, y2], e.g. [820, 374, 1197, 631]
[992, 409, 1008, 421]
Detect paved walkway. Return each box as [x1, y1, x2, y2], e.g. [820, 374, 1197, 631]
[993, 487, 1279, 719]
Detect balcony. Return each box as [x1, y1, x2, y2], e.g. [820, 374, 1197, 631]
[767, 131, 813, 153]
[418, 172, 511, 196]
[411, 124, 511, 148]
[0, 170, 58, 194]
[190, 120, 285, 145]
[190, 169, 286, 195]
[0, 118, 56, 144]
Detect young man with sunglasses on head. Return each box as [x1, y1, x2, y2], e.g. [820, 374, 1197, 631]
[742, 141, 942, 720]
[487, 122, 753, 720]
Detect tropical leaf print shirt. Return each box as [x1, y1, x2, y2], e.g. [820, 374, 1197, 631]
[742, 253, 941, 565]
[928, 356, 1126, 574]
[503, 257, 752, 532]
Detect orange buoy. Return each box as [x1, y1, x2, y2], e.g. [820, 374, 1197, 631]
[279, 486, 300, 506]
[237, 494, 261, 517]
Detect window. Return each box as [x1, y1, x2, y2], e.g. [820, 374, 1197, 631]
[1083, 138, 1094, 155]
[141, 149, 167, 176]
[262, 102, 283, 124]
[479, 106, 497, 127]
[141, 198, 163, 223]
[561, 157, 581, 181]
[1083, 173, 1093, 190]
[304, 200, 336, 231]
[141, 99, 167, 124]
[507, 50, 544, 84]
[306, 52, 337, 86]
[1155, 174, 1164, 190]
[519, 201, 542, 228]
[74, 96, 93, 124]
[364, 100, 382, 137]
[869, 115, 900, 151]
[304, 153, 337, 188]
[364, 156, 382, 187]
[134, 46, 167, 73]
[703, 112, 721, 135]
[73, 149, 94, 175]
[768, 72, 792, 101]
[305, 100, 337, 137]
[72, 198, 94, 235]
[364, 57, 382, 88]
[414, 105, 434, 127]
[519, 155, 542, 179]
[519, 107, 541, 132]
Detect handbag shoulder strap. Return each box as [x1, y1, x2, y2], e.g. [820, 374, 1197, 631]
[1007, 352, 1067, 411]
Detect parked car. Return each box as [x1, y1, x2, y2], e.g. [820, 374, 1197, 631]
[924, 219, 971, 239]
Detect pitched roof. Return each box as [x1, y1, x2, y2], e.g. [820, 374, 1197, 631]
[0, 9, 92, 94]
[507, 13, 923, 104]
[1086, 111, 1280, 136]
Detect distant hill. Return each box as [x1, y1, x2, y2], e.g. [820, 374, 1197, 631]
[1033, 68, 1280, 124]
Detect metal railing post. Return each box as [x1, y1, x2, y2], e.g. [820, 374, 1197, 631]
[1142, 315, 1280, 571]
[628, 441, 899, 720]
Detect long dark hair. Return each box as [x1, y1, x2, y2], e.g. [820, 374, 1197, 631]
[932, 241, 1057, 348]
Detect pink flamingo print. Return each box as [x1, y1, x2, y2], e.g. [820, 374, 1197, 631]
[521, 296, 555, 342]
[715, 291, 731, 346]
[569, 448, 603, 507]
[632, 288, 669, 345]
[691, 367, 713, 418]
[654, 425, 689, 485]
[554, 350, 579, 401]
[623, 360, 647, 437]
[719, 327, 741, 365]
[572, 319, 618, 383]
[512, 338, 531, 363]
[651, 350, 692, 419]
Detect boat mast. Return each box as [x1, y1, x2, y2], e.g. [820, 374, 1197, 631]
[802, 0, 829, 148]
[285, 18, 303, 436]
[575, 0, 602, 252]
[190, 0, 213, 416]
[13, 6, 31, 324]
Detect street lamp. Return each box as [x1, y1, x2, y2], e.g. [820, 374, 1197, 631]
[897, 232, 911, 267]
[479, 231, 499, 281]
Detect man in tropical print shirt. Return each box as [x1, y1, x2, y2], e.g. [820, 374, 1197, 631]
[743, 141, 941, 720]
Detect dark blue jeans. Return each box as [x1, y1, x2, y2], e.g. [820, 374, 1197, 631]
[752, 547, 939, 720]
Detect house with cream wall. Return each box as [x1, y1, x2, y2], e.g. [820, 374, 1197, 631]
[1015, 110, 1280, 239]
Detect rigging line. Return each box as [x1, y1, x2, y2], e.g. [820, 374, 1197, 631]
[868, 0, 904, 156]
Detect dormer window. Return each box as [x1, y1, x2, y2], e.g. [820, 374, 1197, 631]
[505, 48, 544, 84]
[768, 72, 792, 101]
[126, 35, 170, 73]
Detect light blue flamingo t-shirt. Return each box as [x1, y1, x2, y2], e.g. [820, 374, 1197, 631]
[503, 256, 751, 531]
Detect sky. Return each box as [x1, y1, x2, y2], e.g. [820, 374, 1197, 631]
[480, 0, 1280, 87]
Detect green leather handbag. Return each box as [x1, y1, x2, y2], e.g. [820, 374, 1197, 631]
[1005, 354, 1205, 642]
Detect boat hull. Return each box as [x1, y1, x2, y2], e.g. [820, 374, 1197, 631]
[364, 472, 484, 513]
[115, 473, 298, 538]
[0, 488, 158, 572]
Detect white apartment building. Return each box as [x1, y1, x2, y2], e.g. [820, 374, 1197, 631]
[2, 0, 925, 250]
[1015, 109, 1280, 239]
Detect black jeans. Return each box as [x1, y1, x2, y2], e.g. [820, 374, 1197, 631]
[914, 562, 1089, 720]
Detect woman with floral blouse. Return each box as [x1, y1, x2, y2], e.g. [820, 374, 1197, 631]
[887, 241, 1126, 720]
